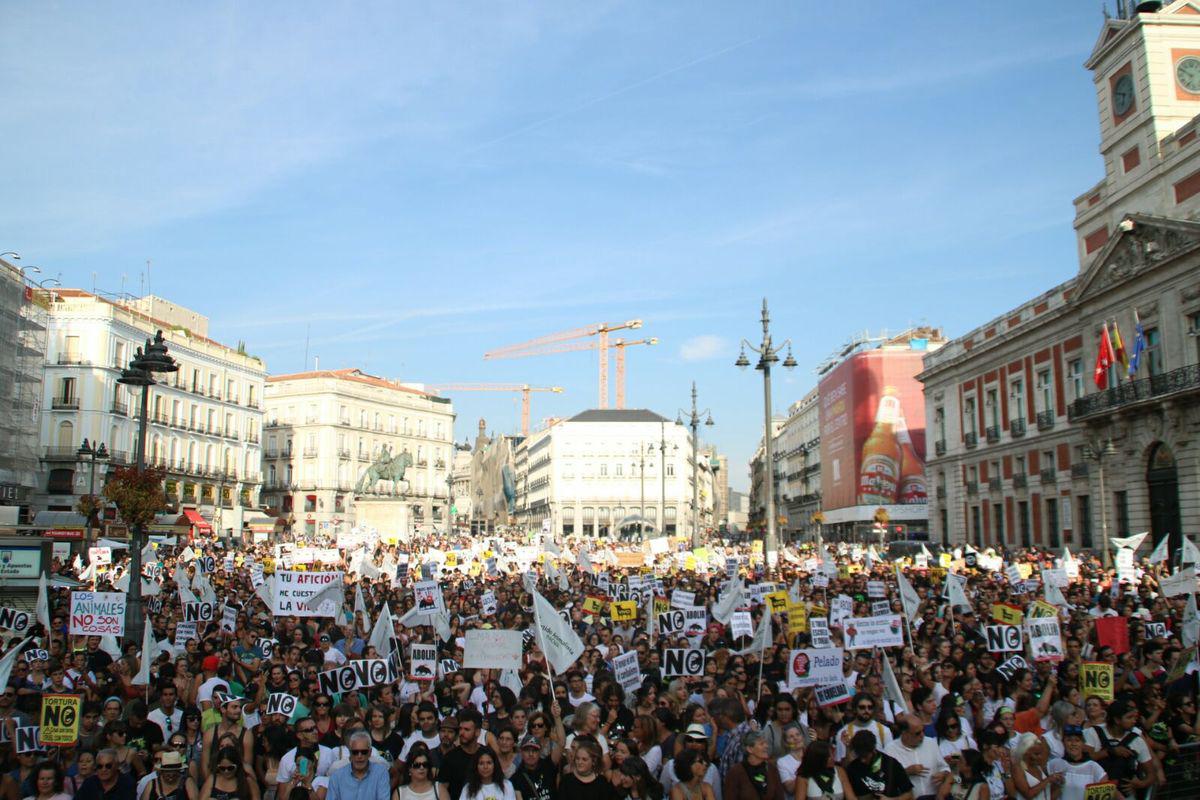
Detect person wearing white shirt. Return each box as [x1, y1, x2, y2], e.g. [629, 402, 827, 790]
[147, 684, 184, 742]
[837, 696, 894, 764]
[278, 718, 337, 800]
[883, 714, 950, 800]
[319, 634, 348, 666]
[1048, 728, 1107, 800]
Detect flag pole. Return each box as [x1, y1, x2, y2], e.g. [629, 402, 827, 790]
[756, 610, 770, 704]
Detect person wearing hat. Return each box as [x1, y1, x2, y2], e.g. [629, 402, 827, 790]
[319, 632, 348, 667]
[195, 656, 229, 713]
[137, 750, 196, 800]
[660, 725, 721, 800]
[510, 733, 557, 800]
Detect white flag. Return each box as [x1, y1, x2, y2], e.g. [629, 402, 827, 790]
[1111, 532, 1149, 552]
[947, 573, 971, 611]
[0, 638, 32, 690]
[532, 589, 584, 674]
[788, 579, 802, 604]
[433, 610, 452, 643]
[1182, 593, 1199, 649]
[303, 580, 344, 614]
[354, 585, 371, 633]
[1149, 536, 1171, 566]
[735, 609, 772, 656]
[499, 667, 523, 697]
[578, 550, 595, 576]
[1044, 582, 1070, 608]
[255, 575, 274, 611]
[880, 649, 907, 710]
[542, 537, 561, 556]
[36, 573, 51, 643]
[368, 603, 396, 656]
[99, 635, 122, 660]
[1183, 537, 1200, 566]
[712, 580, 745, 625]
[132, 618, 154, 686]
[896, 566, 921, 622]
[557, 570, 569, 592]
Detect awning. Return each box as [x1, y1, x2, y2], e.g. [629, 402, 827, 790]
[179, 509, 213, 534]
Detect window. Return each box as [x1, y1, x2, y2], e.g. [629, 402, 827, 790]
[934, 407, 945, 442]
[993, 503, 1004, 544]
[1010, 378, 1025, 422]
[1037, 369, 1053, 413]
[1042, 449, 1055, 472]
[968, 465, 978, 483]
[666, 463, 675, 477]
[1145, 327, 1163, 375]
[59, 377, 76, 403]
[985, 389, 999, 427]
[64, 335, 80, 362]
[1015, 455, 1026, 476]
[1046, 498, 1060, 548]
[1191, 312, 1200, 364]
[599, 463, 608, 477]
[114, 341, 126, 369]
[971, 506, 982, 546]
[1018, 501, 1031, 547]
[963, 397, 977, 434]
[615, 464, 623, 477]
[1067, 359, 1083, 402]
[1115, 490, 1130, 536]
[1078, 496, 1093, 548]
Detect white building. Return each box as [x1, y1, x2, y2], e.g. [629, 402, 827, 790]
[514, 409, 715, 538]
[776, 388, 822, 540]
[262, 369, 456, 536]
[38, 291, 266, 534]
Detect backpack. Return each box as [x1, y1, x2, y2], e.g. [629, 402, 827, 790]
[1093, 725, 1139, 781]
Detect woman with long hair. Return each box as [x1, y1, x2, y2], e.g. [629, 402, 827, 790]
[940, 749, 989, 800]
[368, 705, 404, 763]
[794, 740, 849, 800]
[936, 712, 976, 769]
[23, 761, 71, 800]
[459, 750, 514, 800]
[493, 726, 521, 780]
[774, 725, 806, 795]
[1010, 734, 1062, 800]
[199, 747, 260, 800]
[668, 749, 714, 800]
[561, 739, 615, 800]
[394, 747, 450, 800]
[615, 757, 662, 800]
[630, 716, 663, 779]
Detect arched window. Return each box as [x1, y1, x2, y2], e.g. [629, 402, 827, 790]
[56, 421, 74, 448]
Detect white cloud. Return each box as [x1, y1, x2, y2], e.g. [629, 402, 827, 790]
[679, 334, 727, 362]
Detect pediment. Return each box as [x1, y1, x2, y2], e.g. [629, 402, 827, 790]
[1074, 214, 1200, 304]
[1085, 18, 1133, 69]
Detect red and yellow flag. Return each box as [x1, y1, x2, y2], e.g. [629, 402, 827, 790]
[1111, 320, 1129, 374]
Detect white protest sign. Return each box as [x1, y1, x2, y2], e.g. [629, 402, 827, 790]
[1161, 568, 1197, 598]
[867, 581, 886, 599]
[318, 659, 396, 695]
[0, 608, 31, 633]
[809, 617, 831, 648]
[220, 605, 237, 633]
[683, 607, 707, 639]
[612, 650, 641, 691]
[89, 547, 112, 566]
[841, 615, 904, 650]
[657, 609, 685, 635]
[1041, 568, 1068, 588]
[662, 648, 705, 677]
[670, 589, 695, 609]
[266, 694, 297, 717]
[69, 591, 126, 636]
[786, 648, 844, 689]
[814, 683, 852, 707]
[730, 611, 753, 640]
[413, 581, 445, 615]
[409, 644, 437, 680]
[871, 600, 892, 617]
[986, 625, 1023, 653]
[1027, 618, 1064, 662]
[481, 591, 498, 617]
[463, 629, 523, 670]
[257, 638, 275, 659]
[272, 571, 343, 617]
[174, 621, 197, 646]
[183, 602, 216, 623]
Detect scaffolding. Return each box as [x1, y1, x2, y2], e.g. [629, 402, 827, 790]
[0, 260, 47, 519]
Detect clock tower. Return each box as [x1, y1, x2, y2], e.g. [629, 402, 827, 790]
[1073, 1, 1200, 268]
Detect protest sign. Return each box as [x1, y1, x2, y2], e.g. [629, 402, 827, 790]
[731, 611, 753, 640]
[318, 659, 395, 695]
[1083, 783, 1117, 800]
[814, 683, 852, 707]
[867, 581, 886, 599]
[1161, 569, 1196, 598]
[809, 617, 832, 648]
[1080, 662, 1114, 701]
[995, 654, 1029, 681]
[272, 571, 343, 617]
[986, 625, 1022, 653]
[842, 615, 904, 650]
[610, 600, 637, 622]
[657, 609, 685, 635]
[220, 605, 237, 633]
[1027, 601, 1059, 619]
[257, 638, 275, 659]
[1027, 618, 1064, 662]
[69, 591, 126, 636]
[463, 629, 523, 670]
[1095, 616, 1130, 655]
[410, 644, 437, 680]
[23, 649, 48, 664]
[480, 591, 498, 617]
[765, 591, 789, 613]
[871, 600, 892, 617]
[183, 601, 216, 623]
[786, 648, 844, 689]
[683, 607, 707, 639]
[613, 650, 641, 691]
[1041, 568, 1068, 588]
[14, 726, 40, 754]
[0, 608, 31, 633]
[39, 695, 79, 746]
[1145, 622, 1167, 639]
[88, 547, 111, 566]
[662, 648, 705, 677]
[266, 694, 298, 717]
[787, 602, 808, 635]
[174, 621, 198, 646]
[991, 603, 1024, 625]
[671, 589, 696, 609]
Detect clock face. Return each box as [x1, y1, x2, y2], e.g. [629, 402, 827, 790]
[1113, 73, 1135, 117]
[1178, 57, 1200, 94]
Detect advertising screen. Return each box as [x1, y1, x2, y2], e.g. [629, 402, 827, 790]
[818, 350, 927, 512]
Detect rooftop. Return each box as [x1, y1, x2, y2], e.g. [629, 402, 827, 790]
[267, 368, 443, 400]
[567, 409, 670, 423]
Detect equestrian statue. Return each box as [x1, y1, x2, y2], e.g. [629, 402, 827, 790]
[356, 446, 414, 496]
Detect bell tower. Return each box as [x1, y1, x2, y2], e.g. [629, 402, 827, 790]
[1073, 1, 1200, 267]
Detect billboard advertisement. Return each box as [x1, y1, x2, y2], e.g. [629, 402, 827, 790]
[818, 350, 927, 513]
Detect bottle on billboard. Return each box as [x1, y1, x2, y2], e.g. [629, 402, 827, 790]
[858, 387, 901, 505]
[894, 404, 927, 505]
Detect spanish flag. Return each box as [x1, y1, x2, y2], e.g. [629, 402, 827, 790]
[1111, 319, 1130, 374]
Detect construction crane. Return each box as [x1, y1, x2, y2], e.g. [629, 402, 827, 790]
[611, 337, 658, 409]
[484, 320, 642, 409]
[427, 384, 564, 437]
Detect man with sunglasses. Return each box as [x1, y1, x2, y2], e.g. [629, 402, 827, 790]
[278, 717, 336, 800]
[837, 697, 893, 764]
[76, 747, 136, 800]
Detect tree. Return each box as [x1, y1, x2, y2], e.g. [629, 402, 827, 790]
[102, 466, 168, 529]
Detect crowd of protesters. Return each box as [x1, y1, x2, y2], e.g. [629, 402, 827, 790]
[2, 530, 1198, 800]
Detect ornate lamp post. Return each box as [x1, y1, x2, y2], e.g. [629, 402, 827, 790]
[676, 382, 714, 549]
[736, 299, 796, 577]
[117, 330, 177, 645]
[77, 439, 109, 550]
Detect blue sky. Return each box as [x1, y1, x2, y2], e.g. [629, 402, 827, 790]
[1, 2, 1110, 490]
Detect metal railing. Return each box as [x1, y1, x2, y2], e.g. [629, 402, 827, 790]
[1013, 473, 1028, 489]
[1071, 463, 1090, 478]
[964, 432, 978, 449]
[1040, 468, 1056, 483]
[1036, 410, 1054, 431]
[1070, 363, 1200, 420]
[51, 398, 79, 410]
[1010, 418, 1026, 438]
[935, 440, 947, 456]
[988, 478, 1001, 491]
[985, 425, 1001, 444]
[1150, 740, 1200, 800]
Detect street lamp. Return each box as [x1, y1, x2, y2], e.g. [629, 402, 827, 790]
[117, 330, 177, 645]
[1084, 438, 1117, 569]
[77, 439, 109, 550]
[676, 382, 714, 549]
[736, 298, 796, 577]
[1, 252, 19, 261]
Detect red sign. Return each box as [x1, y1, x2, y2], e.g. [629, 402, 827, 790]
[818, 350, 928, 512]
[44, 529, 84, 540]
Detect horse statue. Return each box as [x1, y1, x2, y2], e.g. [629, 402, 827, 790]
[356, 448, 414, 496]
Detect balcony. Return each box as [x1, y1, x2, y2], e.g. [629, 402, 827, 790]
[1040, 468, 1057, 484]
[1069, 364, 1200, 420]
[985, 425, 1001, 444]
[1013, 473, 1028, 489]
[51, 397, 79, 410]
[43, 446, 79, 460]
[265, 449, 278, 459]
[337, 449, 351, 460]
[248, 400, 260, 410]
[1036, 410, 1055, 431]
[110, 400, 129, 416]
[934, 440, 947, 457]
[245, 433, 259, 444]
[264, 420, 281, 428]
[964, 432, 978, 449]
[303, 448, 319, 458]
[1071, 463, 1090, 478]
[988, 477, 1001, 492]
[966, 481, 979, 495]
[935, 486, 946, 500]
[1010, 418, 1026, 438]
[56, 355, 89, 365]
[338, 418, 352, 427]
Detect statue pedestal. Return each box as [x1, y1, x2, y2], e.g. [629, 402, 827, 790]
[352, 498, 412, 542]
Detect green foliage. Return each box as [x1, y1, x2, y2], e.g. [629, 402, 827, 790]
[102, 465, 168, 528]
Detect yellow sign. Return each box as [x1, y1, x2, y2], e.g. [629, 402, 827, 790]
[939, 552, 953, 568]
[809, 604, 827, 618]
[262, 558, 276, 575]
[1083, 783, 1117, 800]
[1027, 601, 1058, 619]
[787, 602, 808, 634]
[653, 596, 670, 616]
[610, 600, 638, 622]
[684, 555, 697, 572]
[929, 567, 946, 582]
[693, 547, 711, 562]
[991, 603, 1024, 626]
[582, 595, 605, 615]
[1080, 662, 1114, 701]
[444, 552, 458, 567]
[40, 694, 80, 747]
[765, 591, 790, 613]
[1017, 563, 1033, 579]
